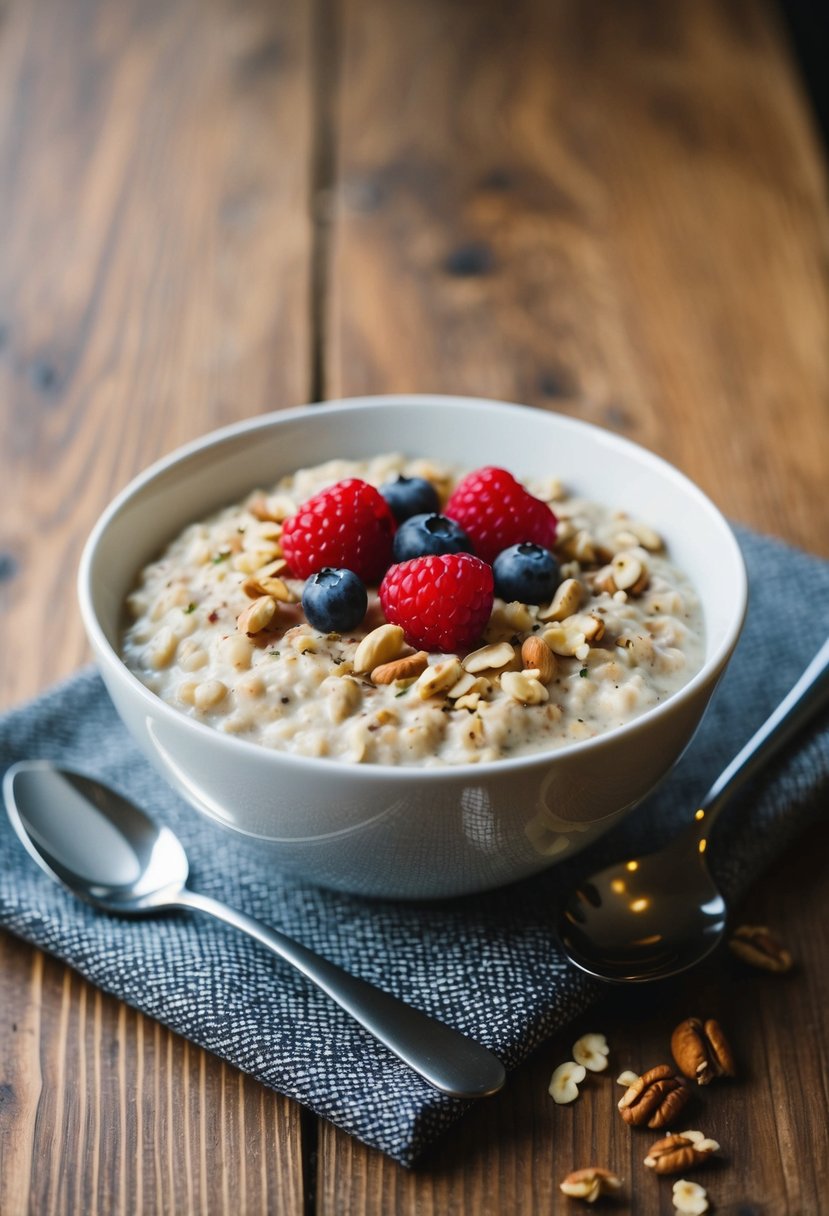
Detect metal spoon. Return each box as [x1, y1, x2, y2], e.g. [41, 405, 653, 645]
[559, 637, 829, 983]
[3, 761, 505, 1099]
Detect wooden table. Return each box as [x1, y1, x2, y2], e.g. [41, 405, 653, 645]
[1, 1, 827, 1211]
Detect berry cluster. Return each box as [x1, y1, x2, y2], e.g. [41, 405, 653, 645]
[281, 466, 559, 651]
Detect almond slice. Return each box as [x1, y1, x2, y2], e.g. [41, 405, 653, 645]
[371, 651, 429, 685]
[463, 641, 516, 673]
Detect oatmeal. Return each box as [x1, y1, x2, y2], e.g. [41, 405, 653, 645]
[121, 455, 704, 766]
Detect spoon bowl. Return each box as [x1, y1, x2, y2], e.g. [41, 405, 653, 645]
[559, 637, 829, 983]
[560, 825, 726, 982]
[6, 763, 189, 910]
[3, 760, 505, 1099]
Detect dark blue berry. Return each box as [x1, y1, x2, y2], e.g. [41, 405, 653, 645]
[492, 543, 560, 604]
[379, 475, 440, 523]
[302, 567, 367, 632]
[392, 513, 474, 563]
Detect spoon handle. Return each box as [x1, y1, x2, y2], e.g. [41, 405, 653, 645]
[699, 636, 829, 826]
[172, 888, 505, 1099]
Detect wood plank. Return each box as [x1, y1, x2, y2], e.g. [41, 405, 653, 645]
[0, 0, 314, 711]
[0, 938, 307, 1215]
[320, 0, 829, 1210]
[326, 0, 829, 557]
[0, 0, 313, 1211]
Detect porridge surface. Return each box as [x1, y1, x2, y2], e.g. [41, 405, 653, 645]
[121, 454, 705, 766]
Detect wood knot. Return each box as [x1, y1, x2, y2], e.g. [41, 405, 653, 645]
[443, 241, 494, 277]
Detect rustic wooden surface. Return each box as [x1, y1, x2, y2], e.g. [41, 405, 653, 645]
[0, 0, 827, 1213]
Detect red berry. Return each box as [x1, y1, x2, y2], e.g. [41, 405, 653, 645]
[282, 479, 396, 584]
[379, 553, 494, 653]
[444, 467, 557, 564]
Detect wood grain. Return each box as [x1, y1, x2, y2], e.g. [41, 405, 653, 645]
[0, 937, 307, 1215]
[318, 821, 829, 1215]
[0, 0, 314, 711]
[0, 0, 313, 1211]
[319, 0, 829, 1211]
[327, 0, 829, 556]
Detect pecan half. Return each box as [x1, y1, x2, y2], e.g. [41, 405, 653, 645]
[644, 1130, 720, 1175]
[617, 1064, 691, 1128]
[728, 924, 794, 973]
[671, 1017, 735, 1085]
[559, 1166, 622, 1203]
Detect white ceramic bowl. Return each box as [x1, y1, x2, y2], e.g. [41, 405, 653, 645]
[78, 396, 746, 898]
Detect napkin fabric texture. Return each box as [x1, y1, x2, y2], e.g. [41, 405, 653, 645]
[1, 526, 827, 1166]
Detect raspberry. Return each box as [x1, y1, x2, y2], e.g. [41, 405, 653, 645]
[379, 553, 494, 653]
[444, 467, 557, 565]
[281, 479, 396, 584]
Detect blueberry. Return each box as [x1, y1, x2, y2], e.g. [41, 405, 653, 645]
[301, 567, 367, 632]
[392, 513, 474, 562]
[379, 475, 440, 523]
[492, 543, 560, 604]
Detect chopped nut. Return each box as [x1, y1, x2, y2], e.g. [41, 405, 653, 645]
[371, 651, 429, 685]
[610, 529, 640, 552]
[260, 575, 296, 602]
[593, 565, 618, 595]
[559, 1167, 622, 1203]
[233, 548, 280, 574]
[616, 1070, 640, 1088]
[249, 493, 297, 522]
[451, 675, 492, 702]
[454, 692, 481, 711]
[463, 641, 516, 673]
[628, 520, 663, 551]
[542, 613, 604, 658]
[244, 519, 283, 546]
[241, 576, 269, 599]
[728, 924, 794, 973]
[618, 1065, 691, 1129]
[611, 551, 647, 592]
[548, 1061, 586, 1104]
[644, 1130, 720, 1175]
[671, 1017, 735, 1085]
[353, 624, 405, 673]
[672, 1179, 709, 1215]
[565, 529, 596, 564]
[538, 577, 583, 622]
[325, 677, 362, 724]
[572, 1033, 610, 1072]
[447, 670, 478, 699]
[521, 636, 557, 683]
[257, 557, 289, 579]
[236, 595, 277, 635]
[415, 658, 463, 699]
[499, 601, 535, 632]
[501, 670, 549, 705]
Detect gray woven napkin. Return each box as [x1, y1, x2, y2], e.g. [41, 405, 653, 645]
[1, 526, 827, 1166]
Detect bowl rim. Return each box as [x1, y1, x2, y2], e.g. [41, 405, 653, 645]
[78, 393, 748, 781]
